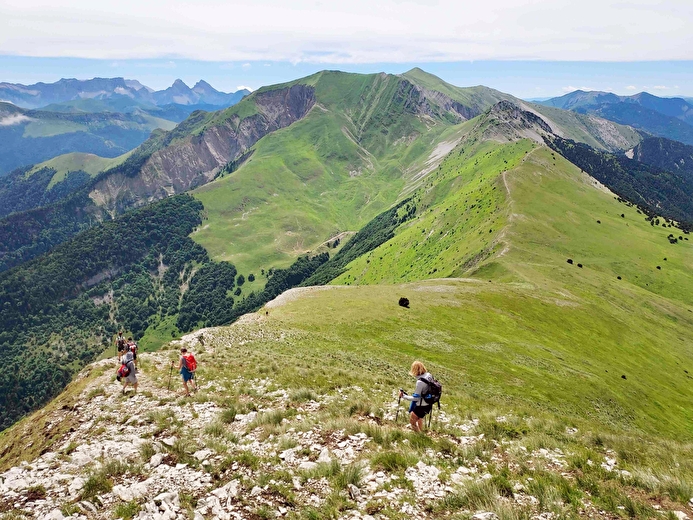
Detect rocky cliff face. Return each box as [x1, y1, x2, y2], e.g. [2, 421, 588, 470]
[475, 100, 554, 143]
[397, 80, 478, 122]
[88, 85, 316, 214]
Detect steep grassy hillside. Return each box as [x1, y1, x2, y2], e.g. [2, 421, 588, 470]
[29, 151, 133, 187]
[327, 130, 693, 442]
[0, 70, 641, 277]
[191, 71, 482, 276]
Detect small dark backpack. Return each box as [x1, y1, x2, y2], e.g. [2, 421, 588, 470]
[419, 374, 443, 406]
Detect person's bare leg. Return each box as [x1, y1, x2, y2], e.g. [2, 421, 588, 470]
[133, 382, 138, 393]
[409, 412, 420, 432]
[183, 380, 190, 396]
[417, 417, 425, 432]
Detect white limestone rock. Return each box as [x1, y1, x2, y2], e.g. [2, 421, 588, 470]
[472, 513, 498, 520]
[298, 461, 317, 471]
[150, 453, 163, 468]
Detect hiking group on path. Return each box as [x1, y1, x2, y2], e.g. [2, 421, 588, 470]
[115, 332, 198, 398]
[114, 331, 441, 432]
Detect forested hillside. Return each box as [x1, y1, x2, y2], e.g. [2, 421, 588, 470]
[547, 135, 693, 228]
[0, 132, 167, 272]
[0, 195, 206, 430]
[631, 137, 693, 179]
[0, 188, 334, 429]
[0, 166, 91, 218]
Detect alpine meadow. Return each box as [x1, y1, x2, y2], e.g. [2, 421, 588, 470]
[0, 64, 692, 520]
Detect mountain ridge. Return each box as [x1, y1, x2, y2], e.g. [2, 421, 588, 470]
[0, 77, 250, 109]
[540, 89, 693, 145]
[0, 70, 643, 277]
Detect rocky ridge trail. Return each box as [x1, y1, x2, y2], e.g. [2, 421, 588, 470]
[1, 326, 691, 520]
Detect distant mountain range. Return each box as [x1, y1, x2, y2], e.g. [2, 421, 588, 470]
[0, 78, 250, 175]
[0, 77, 249, 110]
[539, 90, 693, 145]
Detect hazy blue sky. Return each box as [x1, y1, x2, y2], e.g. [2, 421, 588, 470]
[1, 57, 692, 99]
[1, 0, 691, 98]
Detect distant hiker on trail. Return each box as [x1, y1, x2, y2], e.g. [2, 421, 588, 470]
[177, 348, 197, 397]
[399, 361, 442, 433]
[127, 337, 138, 367]
[116, 332, 127, 361]
[118, 348, 138, 394]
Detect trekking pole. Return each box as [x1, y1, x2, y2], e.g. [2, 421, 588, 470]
[167, 363, 173, 391]
[395, 390, 403, 422]
[428, 402, 439, 430]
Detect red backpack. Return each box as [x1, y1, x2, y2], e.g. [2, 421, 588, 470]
[117, 363, 130, 379]
[183, 353, 197, 372]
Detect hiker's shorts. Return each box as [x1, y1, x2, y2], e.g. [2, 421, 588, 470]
[411, 404, 432, 419]
[181, 367, 194, 382]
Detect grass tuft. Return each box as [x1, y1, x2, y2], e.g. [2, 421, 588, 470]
[370, 451, 415, 473]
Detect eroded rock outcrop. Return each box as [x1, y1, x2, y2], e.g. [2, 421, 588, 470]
[475, 100, 554, 144]
[88, 85, 316, 214]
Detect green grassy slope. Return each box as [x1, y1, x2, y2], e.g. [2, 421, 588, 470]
[190, 71, 641, 280]
[191, 71, 472, 277]
[403, 67, 513, 111]
[328, 134, 693, 441]
[332, 139, 534, 284]
[28, 150, 133, 188]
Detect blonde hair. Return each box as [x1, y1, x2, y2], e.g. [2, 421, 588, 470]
[410, 361, 427, 377]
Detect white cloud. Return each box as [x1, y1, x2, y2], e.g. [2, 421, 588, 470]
[236, 85, 254, 92]
[0, 114, 32, 126]
[242, 63, 251, 69]
[625, 85, 637, 90]
[653, 85, 669, 90]
[0, 0, 691, 63]
[562, 85, 596, 92]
